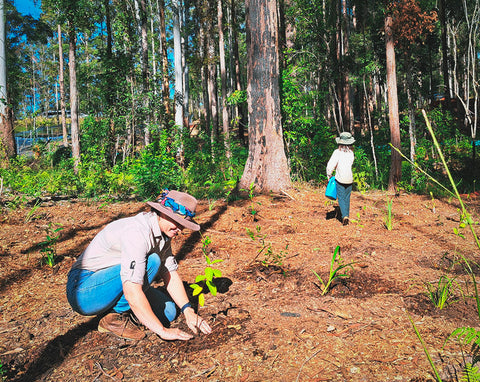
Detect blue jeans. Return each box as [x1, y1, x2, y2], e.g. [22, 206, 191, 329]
[336, 180, 352, 219]
[66, 253, 177, 326]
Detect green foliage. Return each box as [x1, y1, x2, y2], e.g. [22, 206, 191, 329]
[406, 111, 480, 382]
[384, 197, 394, 230]
[424, 275, 460, 309]
[189, 235, 223, 307]
[0, 360, 5, 381]
[445, 328, 480, 381]
[0, 157, 80, 197]
[241, 182, 261, 217]
[407, 313, 443, 382]
[39, 223, 63, 267]
[183, 132, 247, 200]
[246, 225, 286, 269]
[226, 90, 247, 106]
[281, 63, 332, 182]
[312, 246, 356, 295]
[128, 145, 182, 199]
[25, 200, 41, 222]
[80, 116, 112, 165]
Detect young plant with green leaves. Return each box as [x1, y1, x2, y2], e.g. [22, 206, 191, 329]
[25, 200, 41, 223]
[39, 223, 63, 267]
[246, 225, 286, 268]
[445, 327, 480, 381]
[241, 182, 261, 217]
[312, 246, 356, 295]
[350, 211, 364, 228]
[424, 275, 461, 309]
[384, 197, 393, 230]
[190, 235, 223, 307]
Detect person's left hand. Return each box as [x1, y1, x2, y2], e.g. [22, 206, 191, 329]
[184, 309, 212, 335]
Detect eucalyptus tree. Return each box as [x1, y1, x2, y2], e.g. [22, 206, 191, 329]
[240, 0, 291, 192]
[387, 0, 437, 180]
[454, 0, 479, 160]
[42, 0, 99, 172]
[57, 25, 67, 147]
[229, 0, 247, 146]
[1, 3, 53, 160]
[384, 12, 401, 191]
[0, 0, 15, 160]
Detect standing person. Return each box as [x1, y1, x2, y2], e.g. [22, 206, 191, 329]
[66, 190, 212, 341]
[326, 132, 355, 226]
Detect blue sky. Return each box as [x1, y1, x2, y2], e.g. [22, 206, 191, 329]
[13, 0, 41, 18]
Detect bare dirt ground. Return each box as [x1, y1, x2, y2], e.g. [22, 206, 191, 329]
[1, 184, 480, 382]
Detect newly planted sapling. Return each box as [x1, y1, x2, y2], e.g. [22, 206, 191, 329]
[241, 182, 261, 217]
[25, 200, 41, 223]
[312, 246, 356, 295]
[424, 275, 461, 309]
[190, 235, 223, 306]
[40, 222, 63, 267]
[384, 197, 394, 230]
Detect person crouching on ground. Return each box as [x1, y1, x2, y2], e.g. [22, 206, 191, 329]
[66, 189, 212, 341]
[326, 132, 355, 226]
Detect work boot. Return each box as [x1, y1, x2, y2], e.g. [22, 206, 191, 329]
[98, 312, 145, 340]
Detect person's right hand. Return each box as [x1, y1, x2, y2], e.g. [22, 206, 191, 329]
[157, 327, 193, 341]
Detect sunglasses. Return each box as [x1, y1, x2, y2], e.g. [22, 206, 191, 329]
[157, 192, 196, 219]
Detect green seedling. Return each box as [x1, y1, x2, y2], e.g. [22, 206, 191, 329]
[25, 200, 41, 223]
[424, 275, 461, 309]
[429, 192, 436, 213]
[246, 225, 275, 264]
[39, 222, 63, 267]
[384, 197, 393, 230]
[262, 243, 288, 269]
[312, 246, 356, 295]
[350, 211, 364, 228]
[189, 235, 223, 307]
[241, 182, 261, 217]
[246, 226, 287, 273]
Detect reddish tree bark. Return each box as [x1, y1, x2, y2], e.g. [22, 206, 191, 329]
[240, 0, 291, 193]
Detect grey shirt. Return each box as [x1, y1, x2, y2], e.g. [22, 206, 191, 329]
[71, 212, 178, 284]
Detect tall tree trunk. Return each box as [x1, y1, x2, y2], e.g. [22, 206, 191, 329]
[68, 21, 80, 173]
[340, 0, 351, 132]
[173, 0, 185, 164]
[157, 0, 171, 120]
[230, 0, 247, 146]
[137, 0, 150, 145]
[207, 18, 219, 149]
[385, 14, 401, 192]
[240, 0, 291, 193]
[0, 0, 16, 161]
[57, 25, 68, 148]
[217, 0, 231, 160]
[439, 0, 451, 101]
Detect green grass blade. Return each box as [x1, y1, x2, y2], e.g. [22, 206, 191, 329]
[407, 312, 443, 382]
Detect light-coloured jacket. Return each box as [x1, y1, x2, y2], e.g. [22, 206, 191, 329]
[326, 148, 354, 184]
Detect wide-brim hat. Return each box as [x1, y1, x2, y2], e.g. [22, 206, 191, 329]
[147, 190, 200, 231]
[335, 132, 355, 145]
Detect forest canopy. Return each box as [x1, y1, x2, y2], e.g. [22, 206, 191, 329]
[0, 0, 478, 200]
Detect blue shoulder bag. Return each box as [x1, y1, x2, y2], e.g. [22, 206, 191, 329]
[325, 176, 337, 200]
